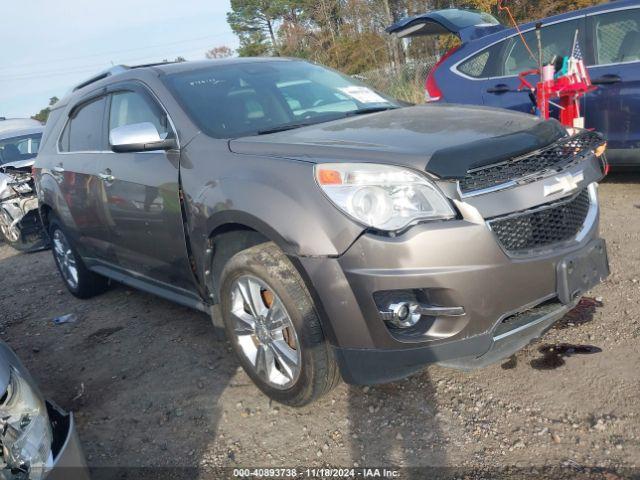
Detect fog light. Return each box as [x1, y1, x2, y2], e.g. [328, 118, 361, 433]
[387, 302, 421, 329]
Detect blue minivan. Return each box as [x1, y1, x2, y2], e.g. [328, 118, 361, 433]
[388, 0, 640, 166]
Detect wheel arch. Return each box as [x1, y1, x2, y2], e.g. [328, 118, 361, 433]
[203, 213, 339, 345]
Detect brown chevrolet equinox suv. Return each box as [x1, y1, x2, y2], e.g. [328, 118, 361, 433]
[35, 58, 610, 406]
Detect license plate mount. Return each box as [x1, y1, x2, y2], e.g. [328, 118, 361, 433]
[557, 239, 610, 305]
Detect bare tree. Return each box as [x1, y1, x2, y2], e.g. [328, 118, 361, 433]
[206, 45, 234, 59]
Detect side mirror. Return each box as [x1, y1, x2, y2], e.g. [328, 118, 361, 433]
[109, 122, 177, 153]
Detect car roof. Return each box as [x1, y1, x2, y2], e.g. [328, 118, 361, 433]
[148, 56, 300, 75]
[53, 57, 305, 112]
[472, 0, 638, 45]
[0, 119, 44, 140]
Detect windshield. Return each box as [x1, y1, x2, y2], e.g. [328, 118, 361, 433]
[163, 60, 401, 138]
[0, 133, 42, 165]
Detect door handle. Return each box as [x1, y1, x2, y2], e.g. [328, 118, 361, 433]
[98, 169, 115, 182]
[592, 74, 622, 85]
[52, 164, 65, 173]
[487, 84, 512, 94]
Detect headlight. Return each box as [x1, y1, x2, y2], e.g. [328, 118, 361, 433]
[315, 163, 455, 231]
[0, 367, 52, 480]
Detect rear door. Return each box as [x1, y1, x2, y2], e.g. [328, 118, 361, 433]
[478, 17, 587, 114]
[100, 83, 195, 292]
[585, 5, 640, 155]
[56, 95, 114, 261]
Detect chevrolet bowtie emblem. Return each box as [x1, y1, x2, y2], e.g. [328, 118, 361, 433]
[543, 172, 584, 197]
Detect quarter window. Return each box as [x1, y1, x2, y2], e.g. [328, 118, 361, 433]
[59, 97, 106, 152]
[109, 91, 169, 139]
[593, 9, 640, 65]
[458, 49, 492, 78]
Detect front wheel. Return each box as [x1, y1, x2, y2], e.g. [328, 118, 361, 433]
[219, 242, 340, 407]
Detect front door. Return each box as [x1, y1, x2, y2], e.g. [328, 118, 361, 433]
[585, 6, 640, 156]
[100, 84, 195, 293]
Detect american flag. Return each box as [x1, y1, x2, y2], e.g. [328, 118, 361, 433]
[572, 40, 583, 61]
[571, 35, 590, 84]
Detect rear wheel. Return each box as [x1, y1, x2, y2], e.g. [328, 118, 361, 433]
[219, 242, 340, 406]
[49, 219, 109, 298]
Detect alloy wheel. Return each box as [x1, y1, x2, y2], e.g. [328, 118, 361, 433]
[230, 275, 301, 390]
[0, 211, 19, 243]
[52, 229, 79, 290]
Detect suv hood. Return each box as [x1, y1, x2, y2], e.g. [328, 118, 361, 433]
[0, 158, 35, 172]
[229, 105, 567, 179]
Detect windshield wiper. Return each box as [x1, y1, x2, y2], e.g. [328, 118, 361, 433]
[257, 111, 352, 135]
[255, 107, 399, 136]
[345, 106, 399, 116]
[257, 123, 314, 135]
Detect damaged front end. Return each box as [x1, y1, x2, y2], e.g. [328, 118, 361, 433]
[0, 163, 47, 253]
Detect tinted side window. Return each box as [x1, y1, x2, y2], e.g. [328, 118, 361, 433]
[59, 97, 106, 152]
[109, 91, 169, 138]
[594, 8, 640, 65]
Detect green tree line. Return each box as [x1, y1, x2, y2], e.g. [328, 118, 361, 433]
[227, 0, 607, 74]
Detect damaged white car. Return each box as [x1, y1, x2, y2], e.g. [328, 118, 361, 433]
[0, 119, 47, 252]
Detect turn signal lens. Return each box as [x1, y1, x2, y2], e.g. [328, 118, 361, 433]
[594, 143, 607, 158]
[317, 169, 343, 185]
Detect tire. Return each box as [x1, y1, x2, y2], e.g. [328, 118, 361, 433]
[49, 218, 109, 299]
[219, 242, 340, 407]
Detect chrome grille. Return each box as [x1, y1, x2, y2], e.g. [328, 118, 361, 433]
[488, 189, 591, 254]
[460, 131, 605, 194]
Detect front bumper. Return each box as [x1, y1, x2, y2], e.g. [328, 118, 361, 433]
[298, 172, 608, 384]
[333, 297, 579, 384]
[46, 402, 90, 480]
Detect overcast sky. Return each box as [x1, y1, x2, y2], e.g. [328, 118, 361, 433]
[0, 0, 238, 118]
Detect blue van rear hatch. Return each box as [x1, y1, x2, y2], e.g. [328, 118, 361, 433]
[387, 8, 506, 42]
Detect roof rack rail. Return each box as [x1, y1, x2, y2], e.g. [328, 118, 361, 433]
[72, 65, 130, 92]
[129, 60, 182, 69]
[72, 60, 184, 92]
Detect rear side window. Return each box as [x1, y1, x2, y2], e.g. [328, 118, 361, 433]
[593, 8, 640, 65]
[59, 97, 106, 152]
[457, 19, 582, 78]
[109, 91, 170, 139]
[502, 19, 582, 76]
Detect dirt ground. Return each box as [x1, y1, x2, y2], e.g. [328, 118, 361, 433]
[0, 173, 638, 479]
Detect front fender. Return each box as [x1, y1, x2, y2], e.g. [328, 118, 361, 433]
[179, 139, 365, 288]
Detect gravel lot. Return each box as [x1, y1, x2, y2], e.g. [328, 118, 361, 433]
[0, 173, 638, 479]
